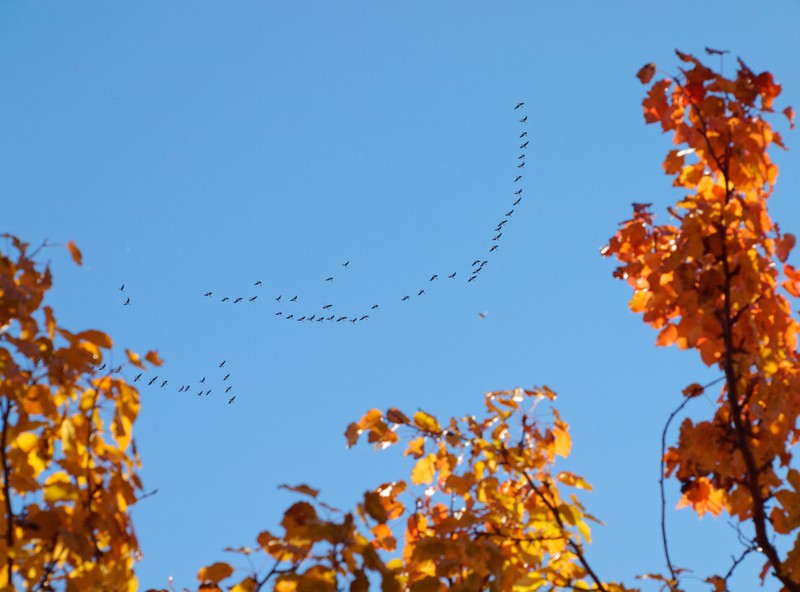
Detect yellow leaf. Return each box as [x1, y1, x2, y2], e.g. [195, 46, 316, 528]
[411, 454, 436, 485]
[66, 240, 82, 265]
[126, 349, 145, 369]
[413, 411, 441, 435]
[404, 437, 425, 459]
[197, 562, 234, 583]
[552, 426, 571, 458]
[44, 471, 77, 503]
[76, 330, 112, 349]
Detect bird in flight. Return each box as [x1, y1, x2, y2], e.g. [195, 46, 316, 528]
[204, 291, 212, 297]
[219, 360, 226, 368]
[497, 220, 507, 227]
[371, 304, 379, 309]
[249, 296, 257, 302]
[493, 233, 502, 241]
[221, 297, 230, 302]
[161, 380, 168, 388]
[514, 102, 525, 109]
[472, 259, 481, 266]
[519, 131, 528, 138]
[359, 315, 369, 321]
[326, 315, 334, 321]
[323, 304, 333, 310]
[337, 316, 346, 322]
[402, 296, 410, 301]
[520, 141, 529, 149]
[506, 209, 514, 217]
[514, 176, 522, 183]
[418, 289, 425, 296]
[286, 314, 294, 320]
[308, 315, 316, 321]
[297, 316, 305, 322]
[517, 162, 525, 168]
[448, 272, 456, 279]
[290, 295, 298, 302]
[234, 297, 243, 303]
[342, 261, 350, 268]
[228, 396, 236, 404]
[518, 154, 525, 160]
[124, 297, 131, 306]
[205, 389, 211, 396]
[134, 373, 142, 382]
[225, 386, 232, 393]
[514, 188, 522, 195]
[519, 116, 527, 123]
[430, 274, 438, 281]
[148, 376, 158, 386]
[275, 295, 281, 302]
[254, 280, 262, 286]
[468, 276, 477, 283]
[490, 245, 499, 252]
[275, 312, 282, 316]
[200, 377, 206, 384]
[120, 284, 125, 292]
[513, 197, 522, 206]
[479, 311, 489, 319]
[325, 277, 333, 282]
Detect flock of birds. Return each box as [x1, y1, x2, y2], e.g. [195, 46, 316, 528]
[114, 103, 530, 404]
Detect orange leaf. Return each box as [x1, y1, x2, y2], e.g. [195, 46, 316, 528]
[279, 484, 319, 498]
[656, 324, 678, 347]
[126, 349, 145, 369]
[413, 411, 441, 435]
[145, 350, 163, 366]
[66, 240, 82, 265]
[636, 63, 656, 85]
[552, 426, 571, 458]
[76, 330, 113, 349]
[682, 383, 704, 398]
[777, 233, 796, 263]
[386, 407, 410, 424]
[784, 106, 796, 130]
[404, 437, 425, 459]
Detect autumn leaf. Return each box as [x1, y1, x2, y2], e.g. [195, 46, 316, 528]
[66, 240, 82, 265]
[198, 562, 234, 583]
[777, 233, 796, 263]
[636, 63, 656, 84]
[411, 454, 436, 485]
[279, 483, 320, 498]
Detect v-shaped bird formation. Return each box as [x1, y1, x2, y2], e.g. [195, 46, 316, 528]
[117, 103, 530, 404]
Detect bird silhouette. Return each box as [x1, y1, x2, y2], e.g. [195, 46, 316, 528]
[204, 291, 212, 297]
[337, 316, 346, 322]
[205, 389, 211, 396]
[297, 316, 305, 322]
[290, 296, 298, 302]
[327, 315, 334, 321]
[200, 377, 206, 384]
[148, 376, 157, 386]
[519, 116, 527, 123]
[275, 311, 283, 316]
[468, 276, 477, 283]
[490, 245, 499, 252]
[402, 296, 410, 301]
[308, 315, 316, 321]
[518, 154, 525, 160]
[161, 380, 168, 388]
[225, 386, 232, 393]
[276, 295, 282, 302]
[219, 360, 226, 368]
[350, 318, 357, 324]
[514, 102, 525, 109]
[448, 272, 457, 279]
[519, 131, 528, 138]
[520, 141, 529, 149]
[418, 289, 425, 296]
[497, 220, 507, 227]
[234, 297, 243, 303]
[430, 274, 438, 281]
[513, 197, 522, 206]
[479, 311, 489, 319]
[124, 297, 131, 306]
[134, 373, 142, 382]
[517, 162, 525, 168]
[506, 209, 514, 217]
[255, 280, 262, 286]
[360, 315, 369, 321]
[342, 261, 350, 267]
[472, 259, 481, 266]
[371, 304, 379, 309]
[286, 314, 294, 320]
[514, 176, 522, 183]
[228, 396, 236, 404]
[249, 296, 257, 302]
[493, 233, 502, 241]
[120, 284, 125, 292]
[323, 304, 333, 310]
[221, 297, 230, 302]
[197, 391, 203, 397]
[325, 277, 333, 282]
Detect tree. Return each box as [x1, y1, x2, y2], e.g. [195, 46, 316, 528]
[1, 50, 796, 591]
[0, 236, 160, 590]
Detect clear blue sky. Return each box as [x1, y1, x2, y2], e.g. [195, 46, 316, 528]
[2, 2, 799, 590]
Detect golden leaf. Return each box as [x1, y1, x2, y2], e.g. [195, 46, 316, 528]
[197, 562, 234, 583]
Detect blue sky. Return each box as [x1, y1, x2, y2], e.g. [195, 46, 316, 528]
[2, 2, 799, 590]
